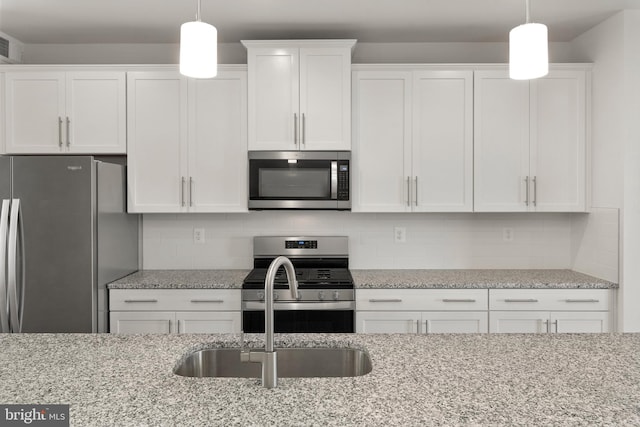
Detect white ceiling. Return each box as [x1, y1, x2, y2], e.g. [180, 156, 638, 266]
[1, 0, 638, 45]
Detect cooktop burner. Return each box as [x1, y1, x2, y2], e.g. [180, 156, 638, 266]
[242, 267, 354, 289]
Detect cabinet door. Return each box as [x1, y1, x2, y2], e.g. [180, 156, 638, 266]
[356, 311, 420, 333]
[474, 70, 530, 212]
[530, 70, 586, 212]
[5, 72, 65, 153]
[351, 71, 411, 212]
[127, 72, 188, 212]
[412, 71, 473, 212]
[188, 72, 248, 212]
[299, 47, 351, 150]
[247, 47, 299, 150]
[109, 311, 174, 334]
[66, 72, 126, 154]
[176, 312, 242, 333]
[422, 311, 488, 334]
[551, 312, 609, 333]
[489, 311, 549, 333]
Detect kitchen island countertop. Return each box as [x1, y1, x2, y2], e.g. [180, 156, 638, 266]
[0, 332, 638, 426]
[108, 269, 616, 290]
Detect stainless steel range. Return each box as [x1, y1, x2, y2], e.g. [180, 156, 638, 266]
[242, 236, 355, 333]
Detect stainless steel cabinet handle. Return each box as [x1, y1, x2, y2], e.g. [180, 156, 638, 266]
[552, 320, 558, 333]
[368, 298, 402, 303]
[407, 177, 411, 207]
[532, 176, 537, 206]
[416, 319, 421, 334]
[190, 299, 224, 303]
[181, 177, 186, 207]
[293, 113, 298, 145]
[564, 299, 600, 303]
[425, 319, 431, 334]
[302, 113, 306, 145]
[414, 176, 418, 206]
[124, 299, 158, 303]
[442, 299, 476, 303]
[544, 319, 549, 333]
[504, 298, 538, 303]
[58, 117, 63, 148]
[66, 117, 71, 147]
[0, 200, 10, 333]
[524, 176, 530, 206]
[189, 177, 194, 207]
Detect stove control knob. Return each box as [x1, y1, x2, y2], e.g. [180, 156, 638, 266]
[318, 291, 326, 301]
[257, 291, 265, 301]
[273, 292, 280, 301]
[332, 291, 340, 301]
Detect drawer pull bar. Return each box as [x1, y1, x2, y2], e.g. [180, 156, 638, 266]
[190, 299, 224, 303]
[442, 299, 476, 303]
[124, 299, 158, 303]
[504, 298, 538, 303]
[369, 298, 402, 303]
[564, 299, 599, 303]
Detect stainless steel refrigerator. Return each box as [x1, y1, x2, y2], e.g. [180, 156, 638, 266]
[0, 156, 139, 333]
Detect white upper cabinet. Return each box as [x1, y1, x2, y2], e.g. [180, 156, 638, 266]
[5, 71, 126, 154]
[243, 40, 355, 151]
[412, 71, 473, 212]
[127, 72, 187, 213]
[352, 68, 473, 212]
[474, 68, 587, 212]
[352, 70, 411, 212]
[127, 69, 247, 213]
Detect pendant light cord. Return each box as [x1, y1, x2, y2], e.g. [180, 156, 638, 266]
[196, 0, 201, 21]
[525, 0, 531, 24]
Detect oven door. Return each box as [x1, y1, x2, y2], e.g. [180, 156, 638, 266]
[248, 151, 350, 210]
[242, 301, 355, 333]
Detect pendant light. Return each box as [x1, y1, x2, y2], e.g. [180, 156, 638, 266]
[180, 0, 217, 78]
[509, 0, 548, 80]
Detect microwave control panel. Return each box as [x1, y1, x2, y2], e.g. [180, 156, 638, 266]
[338, 161, 349, 201]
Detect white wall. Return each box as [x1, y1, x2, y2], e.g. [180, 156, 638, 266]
[142, 212, 573, 270]
[22, 41, 576, 65]
[569, 10, 640, 331]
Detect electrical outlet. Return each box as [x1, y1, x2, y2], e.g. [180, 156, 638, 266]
[394, 227, 406, 243]
[502, 228, 514, 242]
[193, 228, 205, 244]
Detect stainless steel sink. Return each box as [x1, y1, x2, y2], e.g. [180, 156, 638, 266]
[174, 347, 372, 378]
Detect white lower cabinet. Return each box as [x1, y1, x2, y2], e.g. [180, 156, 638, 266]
[489, 289, 611, 333]
[356, 289, 488, 333]
[109, 289, 241, 334]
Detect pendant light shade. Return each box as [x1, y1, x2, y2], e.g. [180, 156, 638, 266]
[509, 0, 548, 80]
[180, 0, 217, 79]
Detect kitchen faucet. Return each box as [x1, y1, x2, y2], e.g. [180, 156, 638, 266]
[241, 256, 299, 388]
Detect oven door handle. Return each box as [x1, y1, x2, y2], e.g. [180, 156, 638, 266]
[243, 301, 355, 311]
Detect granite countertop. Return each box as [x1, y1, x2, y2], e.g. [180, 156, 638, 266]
[352, 269, 617, 289]
[108, 270, 250, 289]
[108, 269, 616, 290]
[1, 333, 639, 426]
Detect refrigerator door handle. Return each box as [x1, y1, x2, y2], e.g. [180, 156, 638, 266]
[0, 200, 10, 332]
[7, 199, 23, 333]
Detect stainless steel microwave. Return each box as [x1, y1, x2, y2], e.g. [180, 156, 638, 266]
[248, 151, 351, 210]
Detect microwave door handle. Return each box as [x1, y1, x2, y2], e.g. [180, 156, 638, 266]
[0, 200, 10, 332]
[331, 161, 338, 200]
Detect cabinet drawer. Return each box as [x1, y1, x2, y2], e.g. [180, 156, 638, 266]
[109, 289, 241, 311]
[357, 289, 488, 311]
[489, 289, 610, 311]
